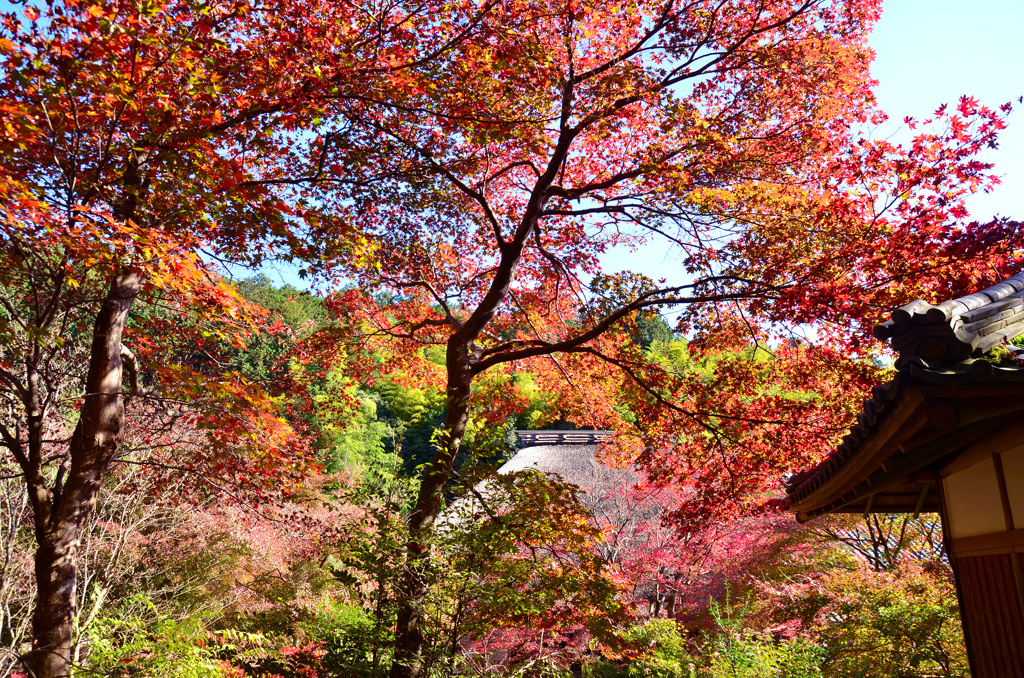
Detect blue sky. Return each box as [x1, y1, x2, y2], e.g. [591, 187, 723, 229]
[871, 0, 1023, 221]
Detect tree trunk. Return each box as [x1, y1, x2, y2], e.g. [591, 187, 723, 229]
[28, 541, 76, 677]
[26, 271, 142, 678]
[390, 337, 474, 678]
[388, 138, 553, 678]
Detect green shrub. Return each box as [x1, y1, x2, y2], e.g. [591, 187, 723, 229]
[87, 596, 237, 678]
[298, 599, 387, 677]
[589, 619, 693, 678]
[698, 593, 823, 678]
[704, 634, 823, 678]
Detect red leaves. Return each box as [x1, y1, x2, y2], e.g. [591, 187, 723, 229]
[725, 96, 1021, 354]
[957, 95, 981, 117]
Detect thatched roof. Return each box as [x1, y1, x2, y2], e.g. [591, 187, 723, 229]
[498, 443, 629, 488]
[441, 432, 631, 525]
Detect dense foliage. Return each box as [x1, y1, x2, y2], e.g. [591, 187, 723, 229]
[1, 0, 1019, 676]
[0, 278, 974, 678]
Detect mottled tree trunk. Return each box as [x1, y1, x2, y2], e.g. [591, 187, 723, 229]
[390, 337, 474, 678]
[389, 123, 557, 678]
[26, 271, 142, 678]
[28, 541, 76, 678]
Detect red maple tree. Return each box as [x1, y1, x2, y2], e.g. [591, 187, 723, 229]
[0, 0, 392, 671]
[287, 1, 1023, 675]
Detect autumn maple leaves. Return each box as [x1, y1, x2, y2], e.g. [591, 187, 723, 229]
[2, 0, 1021, 676]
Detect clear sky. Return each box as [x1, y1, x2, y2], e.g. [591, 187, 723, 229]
[871, 0, 1023, 221]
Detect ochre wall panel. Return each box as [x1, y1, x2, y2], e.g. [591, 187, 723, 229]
[944, 457, 1005, 538]
[1000, 445, 1024, 529]
[955, 553, 1024, 678]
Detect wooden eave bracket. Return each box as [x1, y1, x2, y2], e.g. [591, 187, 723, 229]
[790, 387, 926, 518]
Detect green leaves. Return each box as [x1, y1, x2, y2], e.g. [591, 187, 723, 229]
[88, 597, 232, 678]
[439, 467, 629, 649]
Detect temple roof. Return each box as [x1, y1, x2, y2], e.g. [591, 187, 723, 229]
[786, 271, 1024, 521]
[442, 432, 631, 525]
[500, 440, 628, 488]
[874, 271, 1024, 367]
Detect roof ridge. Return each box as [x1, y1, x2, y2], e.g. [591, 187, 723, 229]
[873, 270, 1024, 367]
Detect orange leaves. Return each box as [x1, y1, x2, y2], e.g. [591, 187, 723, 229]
[0, 0, 382, 273]
[135, 356, 316, 501]
[0, 0, 385, 511]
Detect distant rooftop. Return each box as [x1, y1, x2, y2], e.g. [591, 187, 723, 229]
[514, 430, 615, 448]
[443, 431, 628, 525]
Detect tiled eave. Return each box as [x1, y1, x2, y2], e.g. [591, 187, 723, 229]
[786, 360, 1024, 521]
[786, 270, 1024, 521]
[874, 272, 1024, 367]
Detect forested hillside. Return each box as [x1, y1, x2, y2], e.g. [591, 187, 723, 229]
[0, 0, 1019, 676]
[0, 276, 974, 677]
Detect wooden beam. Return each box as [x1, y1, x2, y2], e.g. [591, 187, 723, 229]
[514, 430, 615, 447]
[798, 413, 1018, 520]
[862, 494, 875, 518]
[912, 483, 931, 520]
